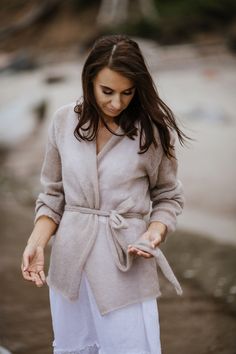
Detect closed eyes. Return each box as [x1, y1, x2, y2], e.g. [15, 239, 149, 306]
[100, 85, 135, 96]
[102, 90, 133, 96]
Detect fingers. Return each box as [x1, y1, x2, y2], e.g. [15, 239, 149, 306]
[24, 270, 44, 287]
[21, 263, 46, 287]
[33, 272, 44, 287]
[151, 239, 162, 248]
[21, 262, 33, 281]
[21, 266, 33, 281]
[128, 246, 153, 258]
[38, 270, 46, 284]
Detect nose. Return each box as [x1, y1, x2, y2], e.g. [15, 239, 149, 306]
[111, 95, 122, 110]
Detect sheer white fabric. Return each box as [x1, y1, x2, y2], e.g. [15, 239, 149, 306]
[49, 270, 162, 354]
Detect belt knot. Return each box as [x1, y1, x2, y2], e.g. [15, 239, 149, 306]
[109, 210, 129, 229]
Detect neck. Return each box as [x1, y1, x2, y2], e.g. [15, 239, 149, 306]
[99, 117, 116, 128]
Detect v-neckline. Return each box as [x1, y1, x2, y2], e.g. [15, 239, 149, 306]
[96, 125, 121, 159]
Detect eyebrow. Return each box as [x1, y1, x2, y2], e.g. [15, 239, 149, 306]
[100, 85, 135, 92]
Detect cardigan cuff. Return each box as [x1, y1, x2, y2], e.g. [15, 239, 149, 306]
[34, 205, 62, 226]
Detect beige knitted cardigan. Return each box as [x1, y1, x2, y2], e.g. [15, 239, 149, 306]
[34, 102, 185, 315]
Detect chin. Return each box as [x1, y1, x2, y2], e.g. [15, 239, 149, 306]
[103, 111, 119, 119]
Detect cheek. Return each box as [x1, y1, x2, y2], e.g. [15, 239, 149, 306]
[94, 89, 106, 107]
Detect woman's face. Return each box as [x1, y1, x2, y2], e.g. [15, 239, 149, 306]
[93, 67, 135, 121]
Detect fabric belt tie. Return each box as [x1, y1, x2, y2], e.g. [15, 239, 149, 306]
[65, 197, 143, 229]
[64, 197, 183, 296]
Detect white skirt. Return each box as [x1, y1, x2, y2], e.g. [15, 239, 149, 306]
[49, 271, 162, 354]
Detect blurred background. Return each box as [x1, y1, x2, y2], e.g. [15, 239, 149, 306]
[0, 1, 236, 353]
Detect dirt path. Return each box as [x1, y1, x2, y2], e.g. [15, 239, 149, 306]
[0, 196, 236, 354]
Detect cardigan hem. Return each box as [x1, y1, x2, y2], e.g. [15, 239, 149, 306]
[99, 290, 162, 316]
[47, 275, 162, 316]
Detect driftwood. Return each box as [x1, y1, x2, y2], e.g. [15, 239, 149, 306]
[0, 0, 62, 41]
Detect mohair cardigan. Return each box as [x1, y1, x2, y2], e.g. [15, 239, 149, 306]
[34, 102, 185, 315]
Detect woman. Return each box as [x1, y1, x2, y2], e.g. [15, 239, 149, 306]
[21, 34, 187, 354]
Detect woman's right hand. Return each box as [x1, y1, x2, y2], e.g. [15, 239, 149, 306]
[21, 243, 46, 287]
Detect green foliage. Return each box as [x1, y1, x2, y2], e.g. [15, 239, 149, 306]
[154, 0, 236, 22]
[150, 0, 236, 43]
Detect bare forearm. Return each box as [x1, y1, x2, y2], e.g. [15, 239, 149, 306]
[27, 216, 58, 248]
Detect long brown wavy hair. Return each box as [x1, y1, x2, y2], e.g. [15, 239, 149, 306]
[74, 34, 190, 158]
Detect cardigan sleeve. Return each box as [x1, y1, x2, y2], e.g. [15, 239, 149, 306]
[149, 130, 185, 234]
[34, 114, 65, 225]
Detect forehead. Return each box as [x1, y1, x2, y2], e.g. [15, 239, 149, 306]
[94, 67, 134, 90]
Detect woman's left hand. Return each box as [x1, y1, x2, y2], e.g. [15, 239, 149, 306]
[127, 222, 167, 259]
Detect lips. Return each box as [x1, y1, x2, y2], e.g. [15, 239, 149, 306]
[106, 107, 121, 114]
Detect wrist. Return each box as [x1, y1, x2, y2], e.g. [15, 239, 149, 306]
[27, 234, 47, 249]
[148, 221, 168, 242]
